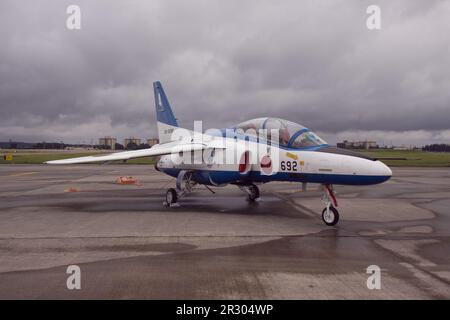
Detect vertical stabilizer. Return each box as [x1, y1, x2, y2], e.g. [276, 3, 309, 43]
[153, 81, 179, 143]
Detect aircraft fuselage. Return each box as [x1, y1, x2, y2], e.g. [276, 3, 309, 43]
[156, 132, 392, 186]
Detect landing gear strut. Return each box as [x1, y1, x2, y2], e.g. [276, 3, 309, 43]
[321, 184, 339, 226]
[240, 184, 260, 202]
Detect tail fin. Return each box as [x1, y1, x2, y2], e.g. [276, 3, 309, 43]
[153, 81, 179, 143]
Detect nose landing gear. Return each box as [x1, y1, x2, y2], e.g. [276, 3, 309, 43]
[321, 184, 339, 226]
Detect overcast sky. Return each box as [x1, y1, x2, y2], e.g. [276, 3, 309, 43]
[1, 0, 449, 146]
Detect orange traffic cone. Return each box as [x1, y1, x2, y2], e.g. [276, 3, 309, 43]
[116, 176, 140, 185]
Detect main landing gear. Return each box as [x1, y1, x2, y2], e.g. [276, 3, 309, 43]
[164, 170, 196, 206]
[165, 188, 178, 205]
[239, 184, 260, 202]
[321, 184, 339, 226]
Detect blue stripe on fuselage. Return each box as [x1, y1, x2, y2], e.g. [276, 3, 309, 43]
[158, 168, 390, 186]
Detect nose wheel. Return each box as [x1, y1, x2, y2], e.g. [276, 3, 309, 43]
[322, 205, 339, 226]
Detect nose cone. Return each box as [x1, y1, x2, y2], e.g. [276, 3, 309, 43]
[374, 160, 392, 183]
[316, 146, 392, 185]
[350, 158, 392, 185]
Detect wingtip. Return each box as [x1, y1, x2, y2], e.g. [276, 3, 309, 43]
[44, 160, 63, 165]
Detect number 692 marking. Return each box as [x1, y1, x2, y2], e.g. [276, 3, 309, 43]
[280, 160, 298, 171]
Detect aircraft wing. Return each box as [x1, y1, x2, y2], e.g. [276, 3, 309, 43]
[44, 140, 225, 165]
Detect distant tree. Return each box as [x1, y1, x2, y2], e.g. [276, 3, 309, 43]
[138, 143, 150, 150]
[35, 142, 63, 149]
[97, 144, 111, 150]
[115, 143, 125, 150]
[422, 144, 450, 152]
[126, 142, 138, 150]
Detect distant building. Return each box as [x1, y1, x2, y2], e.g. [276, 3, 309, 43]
[337, 140, 378, 150]
[124, 137, 141, 147]
[99, 137, 117, 150]
[147, 138, 159, 147]
[393, 145, 418, 151]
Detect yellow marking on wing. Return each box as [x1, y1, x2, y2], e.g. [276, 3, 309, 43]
[299, 161, 305, 166]
[9, 172, 37, 177]
[286, 152, 298, 160]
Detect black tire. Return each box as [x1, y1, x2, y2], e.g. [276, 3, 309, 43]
[322, 206, 339, 226]
[247, 184, 260, 201]
[166, 188, 177, 205]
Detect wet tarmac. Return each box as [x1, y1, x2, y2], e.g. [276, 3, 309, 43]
[0, 165, 449, 299]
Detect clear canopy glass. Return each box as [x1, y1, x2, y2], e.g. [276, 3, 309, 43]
[233, 117, 327, 148]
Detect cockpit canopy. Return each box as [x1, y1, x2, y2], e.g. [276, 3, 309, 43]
[233, 117, 327, 149]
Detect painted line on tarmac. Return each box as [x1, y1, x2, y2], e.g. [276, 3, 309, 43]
[8, 172, 37, 177]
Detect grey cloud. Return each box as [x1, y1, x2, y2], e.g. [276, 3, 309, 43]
[0, 0, 449, 145]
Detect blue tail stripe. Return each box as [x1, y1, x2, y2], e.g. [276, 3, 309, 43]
[153, 81, 178, 126]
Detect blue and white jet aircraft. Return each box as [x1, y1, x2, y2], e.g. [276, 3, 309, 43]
[46, 81, 392, 226]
